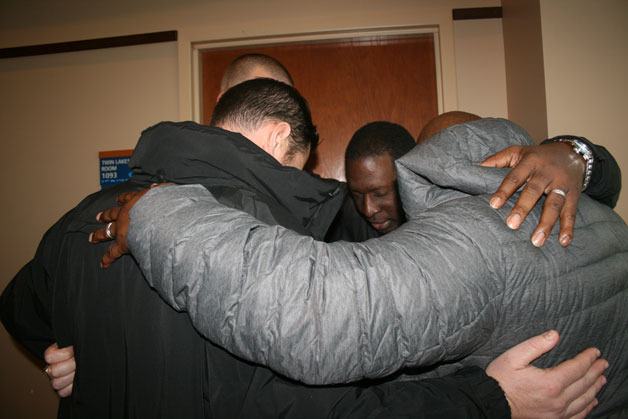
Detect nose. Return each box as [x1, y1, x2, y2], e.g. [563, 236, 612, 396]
[362, 195, 378, 218]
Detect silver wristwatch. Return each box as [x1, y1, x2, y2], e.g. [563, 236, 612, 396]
[552, 137, 594, 191]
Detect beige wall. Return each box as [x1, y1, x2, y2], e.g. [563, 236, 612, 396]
[0, 42, 179, 418]
[0, 1, 500, 417]
[454, 18, 508, 118]
[502, 0, 548, 142]
[540, 0, 628, 219]
[0, 0, 500, 118]
[503, 0, 627, 220]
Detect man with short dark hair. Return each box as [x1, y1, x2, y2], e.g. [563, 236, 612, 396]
[1, 78, 357, 418]
[40, 52, 302, 402]
[211, 75, 316, 168]
[344, 121, 416, 234]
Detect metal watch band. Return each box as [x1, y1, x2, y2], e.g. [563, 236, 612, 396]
[551, 137, 594, 191]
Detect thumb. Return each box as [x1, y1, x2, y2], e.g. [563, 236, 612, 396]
[480, 146, 522, 168]
[503, 330, 560, 369]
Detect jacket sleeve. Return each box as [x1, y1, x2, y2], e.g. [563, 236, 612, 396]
[334, 366, 510, 419]
[1, 233, 59, 360]
[128, 185, 500, 385]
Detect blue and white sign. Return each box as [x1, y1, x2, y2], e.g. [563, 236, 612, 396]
[99, 149, 134, 189]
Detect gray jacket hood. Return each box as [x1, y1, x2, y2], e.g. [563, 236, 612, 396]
[396, 118, 532, 216]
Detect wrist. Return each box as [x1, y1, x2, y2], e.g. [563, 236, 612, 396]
[545, 136, 594, 191]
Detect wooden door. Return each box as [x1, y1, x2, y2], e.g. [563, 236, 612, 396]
[200, 35, 438, 180]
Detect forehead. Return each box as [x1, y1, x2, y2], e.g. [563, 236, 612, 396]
[346, 153, 396, 190]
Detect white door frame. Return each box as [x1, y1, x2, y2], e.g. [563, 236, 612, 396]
[189, 25, 443, 123]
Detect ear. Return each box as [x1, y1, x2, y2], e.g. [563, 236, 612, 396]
[268, 121, 293, 160]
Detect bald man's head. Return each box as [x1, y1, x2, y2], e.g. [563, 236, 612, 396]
[220, 54, 294, 95]
[417, 111, 481, 143]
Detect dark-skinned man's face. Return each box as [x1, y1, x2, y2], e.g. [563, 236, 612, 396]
[346, 153, 402, 234]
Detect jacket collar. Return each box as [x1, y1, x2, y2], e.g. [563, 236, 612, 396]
[129, 121, 344, 239]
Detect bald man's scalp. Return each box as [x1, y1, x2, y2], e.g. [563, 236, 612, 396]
[220, 54, 294, 93]
[417, 111, 481, 143]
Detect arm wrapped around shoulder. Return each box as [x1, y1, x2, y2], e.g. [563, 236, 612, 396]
[127, 185, 495, 385]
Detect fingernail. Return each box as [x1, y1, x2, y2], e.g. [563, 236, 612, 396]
[543, 330, 556, 340]
[532, 231, 546, 247]
[490, 197, 503, 209]
[595, 348, 601, 358]
[44, 366, 51, 376]
[601, 376, 607, 385]
[604, 361, 610, 370]
[560, 234, 571, 247]
[88, 233, 94, 243]
[507, 213, 522, 230]
[96, 211, 102, 221]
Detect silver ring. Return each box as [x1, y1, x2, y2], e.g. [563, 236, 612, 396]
[105, 222, 115, 239]
[550, 188, 567, 198]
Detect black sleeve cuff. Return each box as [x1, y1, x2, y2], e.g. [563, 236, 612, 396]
[452, 366, 512, 418]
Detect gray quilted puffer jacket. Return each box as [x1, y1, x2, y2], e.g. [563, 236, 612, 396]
[128, 119, 628, 417]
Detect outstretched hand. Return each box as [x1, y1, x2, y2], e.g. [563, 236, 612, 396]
[481, 142, 585, 247]
[89, 188, 151, 268]
[487, 330, 608, 419]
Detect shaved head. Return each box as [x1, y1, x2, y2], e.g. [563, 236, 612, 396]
[417, 111, 481, 143]
[220, 54, 294, 94]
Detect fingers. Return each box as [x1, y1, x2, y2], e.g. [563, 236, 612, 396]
[51, 370, 75, 392]
[57, 383, 73, 398]
[47, 356, 76, 379]
[558, 190, 580, 247]
[487, 143, 586, 247]
[44, 343, 59, 363]
[481, 146, 524, 168]
[96, 206, 121, 223]
[497, 330, 560, 369]
[569, 399, 598, 419]
[507, 174, 554, 234]
[44, 344, 77, 398]
[89, 222, 117, 244]
[44, 343, 74, 364]
[550, 347, 602, 388]
[101, 242, 128, 269]
[93, 187, 148, 267]
[489, 159, 533, 211]
[563, 359, 608, 417]
[529, 188, 568, 247]
[117, 190, 144, 205]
